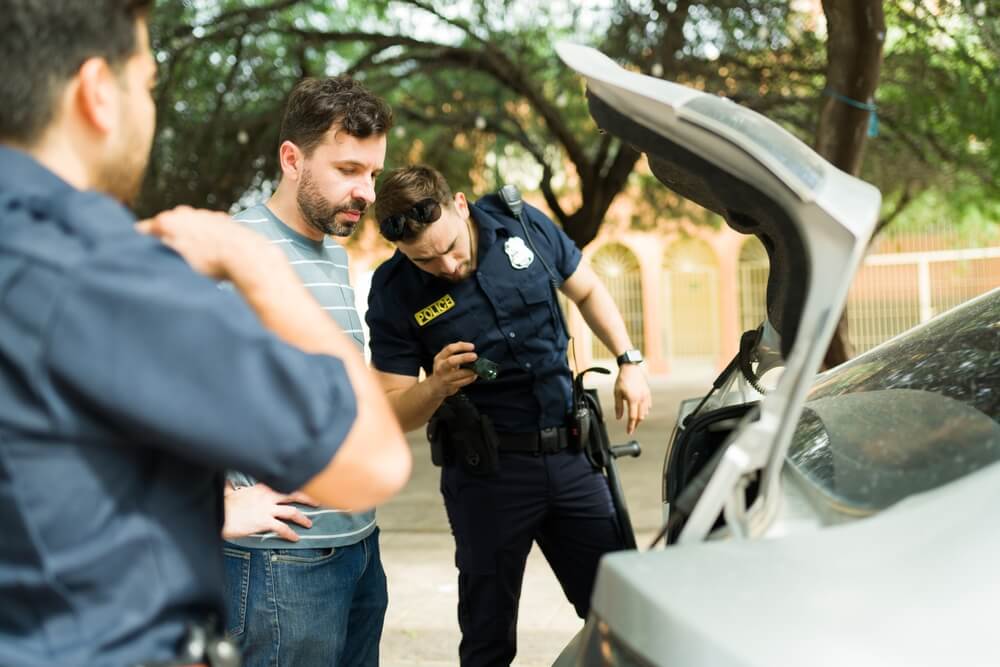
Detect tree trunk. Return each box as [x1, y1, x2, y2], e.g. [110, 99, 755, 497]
[816, 0, 886, 368]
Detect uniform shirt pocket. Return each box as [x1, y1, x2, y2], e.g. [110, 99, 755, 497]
[517, 282, 557, 340]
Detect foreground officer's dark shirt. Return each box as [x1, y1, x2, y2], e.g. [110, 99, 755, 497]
[367, 195, 582, 431]
[0, 147, 358, 667]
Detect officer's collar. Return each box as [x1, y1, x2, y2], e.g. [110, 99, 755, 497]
[0, 145, 76, 198]
[469, 200, 514, 249]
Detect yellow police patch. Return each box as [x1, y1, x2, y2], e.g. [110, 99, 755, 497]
[414, 294, 456, 326]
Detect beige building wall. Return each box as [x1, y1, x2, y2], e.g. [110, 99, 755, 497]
[347, 214, 1000, 379]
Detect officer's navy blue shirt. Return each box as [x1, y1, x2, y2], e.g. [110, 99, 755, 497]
[0, 147, 358, 667]
[367, 195, 582, 432]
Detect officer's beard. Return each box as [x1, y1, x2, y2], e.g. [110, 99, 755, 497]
[439, 217, 477, 282]
[439, 261, 473, 283]
[297, 167, 366, 238]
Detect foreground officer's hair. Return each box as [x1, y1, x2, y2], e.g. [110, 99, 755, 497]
[375, 165, 454, 242]
[0, 0, 154, 146]
[279, 76, 394, 156]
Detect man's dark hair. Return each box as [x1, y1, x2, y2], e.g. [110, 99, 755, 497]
[375, 165, 454, 242]
[279, 76, 394, 155]
[0, 0, 154, 145]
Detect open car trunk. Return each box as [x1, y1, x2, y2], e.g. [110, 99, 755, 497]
[555, 42, 881, 542]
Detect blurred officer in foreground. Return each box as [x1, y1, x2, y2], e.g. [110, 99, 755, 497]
[366, 165, 651, 666]
[0, 2, 410, 666]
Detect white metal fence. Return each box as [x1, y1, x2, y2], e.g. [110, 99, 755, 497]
[847, 246, 1000, 353]
[739, 245, 1000, 355]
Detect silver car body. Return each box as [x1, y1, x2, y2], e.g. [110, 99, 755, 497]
[552, 42, 1000, 667]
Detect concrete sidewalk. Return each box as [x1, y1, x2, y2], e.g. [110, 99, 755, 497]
[377, 375, 711, 667]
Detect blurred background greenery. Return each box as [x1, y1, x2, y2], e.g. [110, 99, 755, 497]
[140, 0, 999, 249]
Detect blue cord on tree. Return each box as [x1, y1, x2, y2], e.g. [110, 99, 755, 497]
[822, 87, 879, 137]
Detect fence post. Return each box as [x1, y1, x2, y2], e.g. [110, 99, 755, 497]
[917, 258, 933, 323]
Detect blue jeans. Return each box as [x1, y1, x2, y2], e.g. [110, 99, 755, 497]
[222, 529, 387, 667]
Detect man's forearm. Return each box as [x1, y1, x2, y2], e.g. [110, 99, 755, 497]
[227, 247, 362, 360]
[575, 282, 633, 356]
[386, 378, 447, 432]
[224, 244, 411, 510]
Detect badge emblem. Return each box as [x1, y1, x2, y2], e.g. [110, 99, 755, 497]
[504, 236, 534, 269]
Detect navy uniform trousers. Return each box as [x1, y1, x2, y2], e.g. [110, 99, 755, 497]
[441, 447, 625, 666]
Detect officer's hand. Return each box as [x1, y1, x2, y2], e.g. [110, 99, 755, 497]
[428, 341, 479, 398]
[614, 363, 652, 435]
[221, 483, 320, 543]
[137, 206, 282, 280]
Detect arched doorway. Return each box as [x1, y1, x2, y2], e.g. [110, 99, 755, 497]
[663, 238, 720, 370]
[590, 243, 644, 362]
[738, 237, 770, 333]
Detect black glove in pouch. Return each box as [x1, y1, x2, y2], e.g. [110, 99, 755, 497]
[426, 392, 500, 477]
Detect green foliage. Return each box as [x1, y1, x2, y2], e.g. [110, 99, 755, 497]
[139, 0, 998, 243]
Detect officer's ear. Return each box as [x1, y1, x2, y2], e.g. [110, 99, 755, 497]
[278, 140, 306, 181]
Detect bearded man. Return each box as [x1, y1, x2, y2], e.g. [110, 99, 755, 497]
[221, 77, 396, 667]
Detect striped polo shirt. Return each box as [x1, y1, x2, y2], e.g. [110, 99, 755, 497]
[225, 203, 374, 548]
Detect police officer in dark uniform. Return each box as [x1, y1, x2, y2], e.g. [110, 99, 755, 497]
[366, 165, 652, 666]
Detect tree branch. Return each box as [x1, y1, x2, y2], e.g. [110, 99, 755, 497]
[272, 27, 592, 180]
[874, 181, 916, 236]
[391, 94, 569, 225]
[168, 0, 304, 43]
[394, 0, 490, 46]
[596, 140, 641, 214]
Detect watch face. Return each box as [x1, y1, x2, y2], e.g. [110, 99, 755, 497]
[620, 349, 643, 364]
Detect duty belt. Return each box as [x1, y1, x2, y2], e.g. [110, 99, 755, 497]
[496, 426, 570, 454]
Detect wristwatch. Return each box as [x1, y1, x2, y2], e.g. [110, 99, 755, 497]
[616, 349, 644, 366]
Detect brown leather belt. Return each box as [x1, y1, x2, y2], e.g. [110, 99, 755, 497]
[496, 426, 570, 454]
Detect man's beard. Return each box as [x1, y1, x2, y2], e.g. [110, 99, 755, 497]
[297, 168, 366, 238]
[96, 130, 150, 207]
[439, 262, 472, 283]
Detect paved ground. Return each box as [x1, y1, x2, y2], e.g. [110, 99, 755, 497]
[377, 374, 711, 667]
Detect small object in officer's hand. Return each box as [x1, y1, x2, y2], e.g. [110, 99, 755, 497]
[461, 357, 499, 381]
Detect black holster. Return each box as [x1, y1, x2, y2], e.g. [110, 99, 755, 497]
[426, 393, 500, 476]
[568, 367, 613, 469]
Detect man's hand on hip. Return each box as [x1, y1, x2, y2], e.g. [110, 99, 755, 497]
[222, 483, 320, 543]
[614, 363, 652, 435]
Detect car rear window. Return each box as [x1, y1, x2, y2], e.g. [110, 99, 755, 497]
[786, 289, 1000, 513]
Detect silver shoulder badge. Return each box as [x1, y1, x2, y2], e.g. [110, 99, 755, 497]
[504, 236, 534, 269]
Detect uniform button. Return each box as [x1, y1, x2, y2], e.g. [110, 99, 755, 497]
[508, 331, 516, 338]
[524, 362, 532, 369]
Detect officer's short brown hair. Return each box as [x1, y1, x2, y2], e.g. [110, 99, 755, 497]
[375, 165, 454, 242]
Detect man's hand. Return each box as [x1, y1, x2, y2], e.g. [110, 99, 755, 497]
[614, 363, 652, 435]
[427, 341, 479, 398]
[222, 483, 320, 542]
[136, 206, 283, 280]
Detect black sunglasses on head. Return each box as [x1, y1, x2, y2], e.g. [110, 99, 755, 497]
[379, 198, 443, 241]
